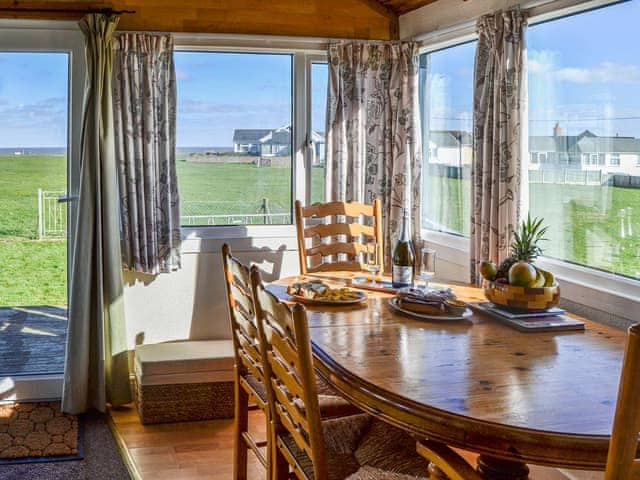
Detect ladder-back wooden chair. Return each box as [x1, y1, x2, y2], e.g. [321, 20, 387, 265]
[250, 265, 430, 480]
[415, 441, 482, 480]
[222, 245, 361, 480]
[222, 243, 270, 480]
[605, 323, 640, 480]
[295, 199, 383, 275]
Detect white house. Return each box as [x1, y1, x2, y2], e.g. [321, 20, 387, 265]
[232, 125, 325, 164]
[529, 125, 640, 175]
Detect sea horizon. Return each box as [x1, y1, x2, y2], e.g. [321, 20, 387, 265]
[0, 146, 234, 155]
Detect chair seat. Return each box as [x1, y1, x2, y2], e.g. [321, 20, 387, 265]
[346, 466, 428, 480]
[246, 374, 360, 419]
[279, 414, 429, 480]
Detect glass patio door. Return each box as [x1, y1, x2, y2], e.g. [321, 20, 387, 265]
[0, 26, 84, 401]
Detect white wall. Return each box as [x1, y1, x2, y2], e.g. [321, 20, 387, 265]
[123, 228, 300, 350]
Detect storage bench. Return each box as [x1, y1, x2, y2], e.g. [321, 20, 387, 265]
[134, 340, 235, 424]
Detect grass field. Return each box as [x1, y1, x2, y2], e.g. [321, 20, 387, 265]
[0, 155, 67, 306]
[1, 154, 638, 306]
[426, 176, 640, 279]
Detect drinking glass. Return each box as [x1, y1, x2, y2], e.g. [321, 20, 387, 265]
[365, 242, 382, 286]
[418, 248, 436, 290]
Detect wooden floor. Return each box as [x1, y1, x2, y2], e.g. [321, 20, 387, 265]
[108, 404, 604, 480]
[0, 306, 67, 376]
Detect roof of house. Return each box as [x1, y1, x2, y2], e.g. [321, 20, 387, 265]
[530, 130, 640, 154]
[429, 130, 472, 148]
[260, 125, 291, 144]
[232, 129, 271, 144]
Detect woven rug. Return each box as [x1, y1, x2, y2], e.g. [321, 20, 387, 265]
[0, 410, 130, 479]
[0, 401, 79, 462]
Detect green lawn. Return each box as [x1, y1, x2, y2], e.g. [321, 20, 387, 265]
[0, 155, 67, 306]
[1, 153, 639, 306]
[425, 176, 640, 279]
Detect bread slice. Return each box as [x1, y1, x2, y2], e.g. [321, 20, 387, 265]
[397, 298, 445, 315]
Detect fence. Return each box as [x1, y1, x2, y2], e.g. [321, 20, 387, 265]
[528, 169, 609, 186]
[37, 189, 66, 239]
[180, 198, 291, 226]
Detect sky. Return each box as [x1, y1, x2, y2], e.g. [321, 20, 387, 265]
[426, 0, 640, 138]
[1, 0, 639, 148]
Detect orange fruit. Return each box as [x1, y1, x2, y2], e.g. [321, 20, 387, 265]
[508, 261, 537, 287]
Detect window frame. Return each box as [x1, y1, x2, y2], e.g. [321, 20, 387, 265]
[417, 0, 640, 323]
[419, 39, 476, 238]
[0, 19, 86, 400]
[305, 54, 329, 207]
[172, 36, 327, 241]
[610, 153, 621, 166]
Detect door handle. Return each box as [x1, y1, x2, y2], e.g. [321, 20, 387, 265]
[58, 195, 78, 204]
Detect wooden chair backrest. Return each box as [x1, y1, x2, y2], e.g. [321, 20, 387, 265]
[250, 266, 327, 480]
[605, 323, 640, 480]
[295, 199, 383, 275]
[222, 244, 263, 385]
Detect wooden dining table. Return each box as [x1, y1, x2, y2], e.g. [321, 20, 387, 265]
[269, 273, 628, 480]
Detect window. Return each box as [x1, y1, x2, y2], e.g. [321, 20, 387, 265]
[528, 0, 640, 280]
[174, 51, 293, 226]
[610, 153, 621, 166]
[419, 41, 475, 236]
[310, 62, 328, 204]
[531, 152, 539, 164]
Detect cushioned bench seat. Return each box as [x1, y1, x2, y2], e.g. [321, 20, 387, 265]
[134, 340, 235, 424]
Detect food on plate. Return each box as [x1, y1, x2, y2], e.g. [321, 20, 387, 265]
[395, 287, 467, 316]
[287, 281, 363, 302]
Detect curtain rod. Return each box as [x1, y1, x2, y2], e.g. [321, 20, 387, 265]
[0, 7, 136, 15]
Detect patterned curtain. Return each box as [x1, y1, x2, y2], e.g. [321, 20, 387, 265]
[470, 9, 528, 284]
[325, 42, 422, 269]
[63, 13, 131, 414]
[113, 33, 180, 274]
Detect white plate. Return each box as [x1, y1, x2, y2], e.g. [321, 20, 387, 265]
[388, 298, 472, 321]
[288, 290, 368, 306]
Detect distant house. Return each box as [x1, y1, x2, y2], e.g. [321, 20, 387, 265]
[232, 125, 325, 164]
[259, 125, 291, 156]
[232, 129, 271, 154]
[427, 125, 640, 176]
[529, 124, 640, 175]
[426, 130, 472, 167]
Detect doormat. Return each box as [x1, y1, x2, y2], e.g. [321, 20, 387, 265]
[0, 401, 82, 464]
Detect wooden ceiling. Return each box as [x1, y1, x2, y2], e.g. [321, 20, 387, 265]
[0, 0, 438, 39]
[373, 0, 439, 15]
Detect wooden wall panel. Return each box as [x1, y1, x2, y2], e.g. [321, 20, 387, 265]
[0, 0, 399, 40]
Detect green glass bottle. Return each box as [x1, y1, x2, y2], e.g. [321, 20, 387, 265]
[392, 208, 415, 288]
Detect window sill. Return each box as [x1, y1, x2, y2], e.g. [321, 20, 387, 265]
[181, 224, 298, 254]
[423, 229, 640, 325]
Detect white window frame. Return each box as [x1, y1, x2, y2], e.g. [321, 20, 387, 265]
[0, 19, 86, 401]
[171, 34, 327, 247]
[305, 53, 329, 206]
[610, 153, 621, 166]
[417, 0, 640, 323]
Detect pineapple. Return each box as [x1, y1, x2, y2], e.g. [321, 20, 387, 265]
[495, 215, 548, 280]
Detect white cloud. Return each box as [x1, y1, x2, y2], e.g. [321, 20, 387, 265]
[529, 50, 640, 84]
[178, 99, 290, 116]
[554, 62, 640, 84]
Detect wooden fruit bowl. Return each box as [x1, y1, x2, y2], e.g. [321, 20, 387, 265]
[484, 281, 560, 311]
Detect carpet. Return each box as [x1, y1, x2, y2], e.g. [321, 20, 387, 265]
[0, 410, 130, 479]
[0, 402, 78, 460]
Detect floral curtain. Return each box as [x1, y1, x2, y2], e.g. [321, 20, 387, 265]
[325, 42, 422, 268]
[470, 9, 528, 284]
[63, 13, 131, 414]
[113, 33, 180, 274]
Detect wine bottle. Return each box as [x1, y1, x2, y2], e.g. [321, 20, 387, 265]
[392, 208, 415, 288]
